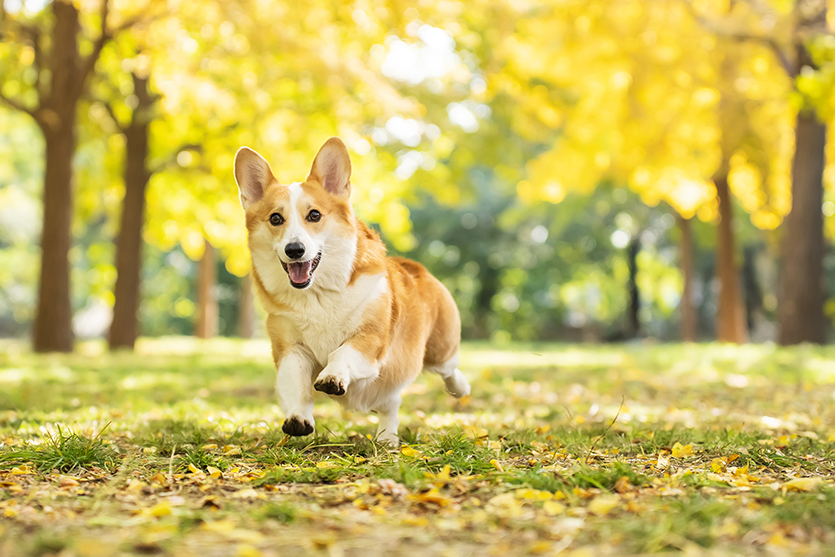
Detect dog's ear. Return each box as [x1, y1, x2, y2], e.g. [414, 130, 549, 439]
[234, 147, 276, 210]
[308, 137, 351, 197]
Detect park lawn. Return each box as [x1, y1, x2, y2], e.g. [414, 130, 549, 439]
[0, 339, 833, 557]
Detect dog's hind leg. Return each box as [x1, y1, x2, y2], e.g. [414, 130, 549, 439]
[374, 394, 401, 447]
[426, 353, 471, 398]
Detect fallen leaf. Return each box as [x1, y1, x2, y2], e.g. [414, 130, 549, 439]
[378, 479, 409, 499]
[613, 476, 633, 494]
[232, 488, 261, 500]
[207, 466, 222, 479]
[401, 446, 421, 458]
[543, 500, 566, 516]
[236, 544, 263, 557]
[588, 495, 619, 516]
[409, 488, 451, 507]
[58, 477, 80, 488]
[671, 442, 693, 458]
[783, 478, 822, 492]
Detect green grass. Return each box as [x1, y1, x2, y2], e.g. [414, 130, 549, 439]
[0, 338, 833, 556]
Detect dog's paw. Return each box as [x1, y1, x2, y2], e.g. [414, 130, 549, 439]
[282, 415, 314, 436]
[445, 370, 471, 398]
[314, 374, 346, 396]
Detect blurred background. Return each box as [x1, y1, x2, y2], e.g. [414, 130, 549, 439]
[0, 0, 833, 352]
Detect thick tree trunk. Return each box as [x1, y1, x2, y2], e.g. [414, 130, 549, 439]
[778, 110, 826, 344]
[109, 74, 153, 350]
[626, 238, 640, 337]
[32, 127, 76, 352]
[677, 214, 697, 342]
[196, 240, 218, 339]
[237, 273, 255, 338]
[31, 2, 84, 353]
[714, 174, 749, 343]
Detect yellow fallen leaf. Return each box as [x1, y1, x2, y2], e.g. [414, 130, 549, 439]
[236, 544, 263, 557]
[202, 444, 218, 451]
[543, 500, 565, 516]
[614, 476, 633, 494]
[516, 489, 552, 501]
[315, 462, 336, 469]
[188, 464, 200, 474]
[148, 501, 172, 517]
[671, 442, 693, 458]
[588, 495, 619, 516]
[402, 516, 429, 527]
[11, 465, 32, 476]
[409, 488, 451, 507]
[232, 488, 260, 500]
[463, 425, 488, 440]
[490, 459, 504, 472]
[711, 458, 726, 473]
[59, 477, 80, 488]
[401, 446, 421, 458]
[535, 424, 551, 434]
[783, 478, 822, 492]
[201, 520, 236, 534]
[207, 466, 222, 479]
[125, 479, 146, 493]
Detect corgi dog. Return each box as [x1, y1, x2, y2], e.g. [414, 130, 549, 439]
[233, 137, 470, 445]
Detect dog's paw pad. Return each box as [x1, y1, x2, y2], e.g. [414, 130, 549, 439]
[314, 375, 346, 396]
[282, 415, 314, 436]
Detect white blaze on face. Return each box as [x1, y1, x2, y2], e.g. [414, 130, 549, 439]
[277, 182, 318, 263]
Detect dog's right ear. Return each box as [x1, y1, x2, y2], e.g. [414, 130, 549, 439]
[234, 147, 275, 210]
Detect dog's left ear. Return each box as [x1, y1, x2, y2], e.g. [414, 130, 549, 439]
[308, 137, 351, 197]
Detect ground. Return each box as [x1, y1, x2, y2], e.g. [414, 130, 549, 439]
[0, 338, 833, 557]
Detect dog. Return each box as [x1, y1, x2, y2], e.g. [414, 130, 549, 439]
[233, 137, 471, 445]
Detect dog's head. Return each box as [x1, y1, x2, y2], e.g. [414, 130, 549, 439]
[234, 137, 356, 291]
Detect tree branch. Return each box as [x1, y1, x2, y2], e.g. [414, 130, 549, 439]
[679, 0, 796, 76]
[77, 0, 111, 91]
[150, 144, 204, 175]
[0, 90, 41, 124]
[99, 100, 127, 132]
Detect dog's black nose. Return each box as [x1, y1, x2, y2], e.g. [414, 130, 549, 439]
[285, 243, 305, 260]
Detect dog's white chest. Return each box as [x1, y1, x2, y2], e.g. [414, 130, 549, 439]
[289, 273, 387, 366]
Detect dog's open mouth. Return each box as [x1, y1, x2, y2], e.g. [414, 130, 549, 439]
[281, 252, 322, 289]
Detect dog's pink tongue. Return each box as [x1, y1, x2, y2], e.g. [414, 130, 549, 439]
[288, 261, 312, 284]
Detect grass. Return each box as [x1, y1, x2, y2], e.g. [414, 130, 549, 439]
[0, 338, 833, 556]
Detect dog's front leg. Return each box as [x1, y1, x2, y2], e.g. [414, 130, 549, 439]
[276, 347, 318, 436]
[314, 343, 380, 396]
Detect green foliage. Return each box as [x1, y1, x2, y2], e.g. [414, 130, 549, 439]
[0, 425, 118, 473]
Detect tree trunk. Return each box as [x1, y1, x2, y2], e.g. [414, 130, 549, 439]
[626, 238, 640, 337]
[32, 126, 76, 352]
[31, 2, 85, 353]
[778, 110, 826, 344]
[714, 174, 749, 343]
[196, 239, 218, 338]
[108, 74, 153, 350]
[237, 273, 255, 338]
[677, 214, 697, 342]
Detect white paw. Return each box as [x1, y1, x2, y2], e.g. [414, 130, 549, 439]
[445, 370, 471, 398]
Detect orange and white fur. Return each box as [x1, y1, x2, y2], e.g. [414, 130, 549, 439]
[233, 137, 470, 445]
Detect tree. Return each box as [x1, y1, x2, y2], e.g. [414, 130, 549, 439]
[105, 71, 155, 349]
[0, 0, 141, 351]
[471, 0, 827, 343]
[682, 0, 834, 343]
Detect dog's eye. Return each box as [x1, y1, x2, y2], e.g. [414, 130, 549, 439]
[307, 210, 322, 223]
[269, 213, 284, 226]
